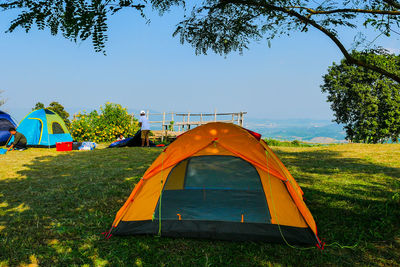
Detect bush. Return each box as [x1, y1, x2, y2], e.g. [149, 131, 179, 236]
[71, 103, 139, 142]
[169, 121, 174, 131]
[264, 138, 283, 146]
[264, 138, 317, 147]
[291, 140, 300, 146]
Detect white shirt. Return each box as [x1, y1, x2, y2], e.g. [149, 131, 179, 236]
[139, 115, 150, 130]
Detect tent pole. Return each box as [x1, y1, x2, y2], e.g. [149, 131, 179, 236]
[2, 134, 12, 148]
[47, 123, 51, 149]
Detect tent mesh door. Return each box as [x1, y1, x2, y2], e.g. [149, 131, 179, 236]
[155, 155, 271, 223]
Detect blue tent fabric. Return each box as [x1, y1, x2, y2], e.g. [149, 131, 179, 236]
[0, 110, 17, 146]
[8, 109, 73, 148]
[108, 130, 156, 148]
[108, 137, 134, 148]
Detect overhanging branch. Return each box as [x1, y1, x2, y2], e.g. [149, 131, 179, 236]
[382, 0, 400, 9]
[221, 0, 400, 83]
[288, 6, 400, 16]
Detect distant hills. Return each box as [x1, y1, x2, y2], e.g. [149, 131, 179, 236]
[245, 118, 347, 143]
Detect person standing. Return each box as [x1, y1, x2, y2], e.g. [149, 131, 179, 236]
[7, 127, 28, 151]
[138, 110, 150, 147]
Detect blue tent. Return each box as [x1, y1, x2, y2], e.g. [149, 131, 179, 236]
[108, 130, 156, 148]
[9, 109, 73, 148]
[0, 110, 17, 146]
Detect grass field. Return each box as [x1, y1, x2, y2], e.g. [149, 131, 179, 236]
[0, 144, 399, 266]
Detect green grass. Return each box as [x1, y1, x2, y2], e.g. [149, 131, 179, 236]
[0, 144, 399, 266]
[264, 138, 323, 147]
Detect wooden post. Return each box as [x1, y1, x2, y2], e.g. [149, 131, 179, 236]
[231, 113, 234, 123]
[162, 112, 166, 140]
[240, 112, 244, 126]
[162, 112, 166, 130]
[214, 109, 217, 122]
[200, 113, 203, 124]
[237, 112, 240, 125]
[171, 112, 174, 132]
[188, 112, 191, 130]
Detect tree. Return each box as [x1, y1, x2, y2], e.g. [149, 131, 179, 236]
[321, 50, 400, 143]
[0, 90, 5, 108]
[1, 0, 400, 82]
[33, 101, 71, 128]
[48, 101, 71, 128]
[33, 102, 45, 110]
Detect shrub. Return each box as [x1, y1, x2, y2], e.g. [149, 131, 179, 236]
[291, 140, 300, 146]
[392, 192, 400, 204]
[168, 121, 174, 131]
[264, 138, 283, 146]
[71, 103, 139, 142]
[264, 138, 317, 147]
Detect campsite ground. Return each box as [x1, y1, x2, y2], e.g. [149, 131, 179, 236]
[0, 144, 399, 266]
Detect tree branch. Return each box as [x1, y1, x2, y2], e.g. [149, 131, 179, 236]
[382, 0, 400, 9]
[221, 0, 400, 83]
[288, 6, 400, 16]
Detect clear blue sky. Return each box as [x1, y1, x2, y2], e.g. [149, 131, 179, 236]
[1, 7, 398, 121]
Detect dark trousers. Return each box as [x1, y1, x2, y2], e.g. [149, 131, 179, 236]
[14, 142, 27, 150]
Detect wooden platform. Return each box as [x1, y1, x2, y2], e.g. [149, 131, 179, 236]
[135, 111, 247, 141]
[151, 130, 183, 141]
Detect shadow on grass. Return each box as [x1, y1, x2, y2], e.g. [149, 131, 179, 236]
[0, 147, 161, 266]
[275, 149, 400, 264]
[0, 147, 399, 266]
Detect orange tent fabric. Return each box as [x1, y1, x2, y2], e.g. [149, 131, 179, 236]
[109, 122, 321, 246]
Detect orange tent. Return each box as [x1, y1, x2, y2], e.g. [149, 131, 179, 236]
[108, 122, 321, 246]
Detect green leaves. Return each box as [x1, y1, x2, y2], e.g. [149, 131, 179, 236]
[173, 4, 263, 55]
[1, 0, 399, 55]
[321, 50, 400, 143]
[0, 0, 183, 54]
[1, 0, 399, 81]
[70, 102, 139, 142]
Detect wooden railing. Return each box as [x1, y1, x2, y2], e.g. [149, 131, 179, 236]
[132, 111, 246, 140]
